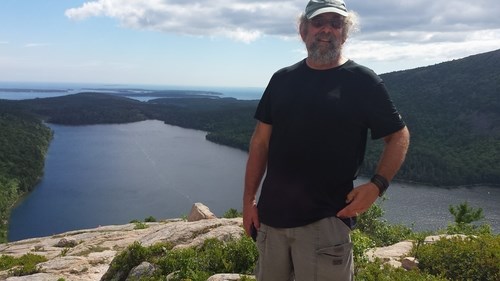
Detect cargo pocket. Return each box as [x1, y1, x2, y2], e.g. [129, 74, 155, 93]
[315, 242, 353, 280]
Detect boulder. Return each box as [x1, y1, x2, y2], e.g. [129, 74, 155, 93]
[54, 237, 78, 248]
[365, 240, 413, 265]
[401, 257, 419, 270]
[187, 202, 218, 222]
[126, 261, 156, 280]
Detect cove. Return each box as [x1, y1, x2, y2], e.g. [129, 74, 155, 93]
[8, 120, 247, 241]
[8, 120, 499, 241]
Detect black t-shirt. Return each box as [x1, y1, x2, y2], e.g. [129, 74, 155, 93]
[255, 59, 405, 228]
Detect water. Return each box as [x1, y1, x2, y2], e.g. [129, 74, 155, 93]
[0, 82, 264, 101]
[0, 82, 500, 241]
[368, 182, 499, 232]
[8, 120, 248, 241]
[7, 120, 499, 241]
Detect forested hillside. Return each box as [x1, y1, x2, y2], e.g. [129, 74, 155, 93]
[374, 49, 500, 185]
[0, 50, 498, 242]
[3, 50, 499, 187]
[0, 106, 52, 242]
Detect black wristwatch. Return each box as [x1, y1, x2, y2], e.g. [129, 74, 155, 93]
[371, 174, 389, 197]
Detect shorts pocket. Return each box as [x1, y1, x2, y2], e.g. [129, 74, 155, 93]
[315, 242, 353, 280]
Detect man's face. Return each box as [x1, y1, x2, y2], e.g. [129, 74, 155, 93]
[301, 12, 345, 66]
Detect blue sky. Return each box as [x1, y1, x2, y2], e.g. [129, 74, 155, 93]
[1, 0, 499, 88]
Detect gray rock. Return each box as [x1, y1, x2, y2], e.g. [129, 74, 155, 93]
[126, 261, 156, 280]
[55, 237, 78, 248]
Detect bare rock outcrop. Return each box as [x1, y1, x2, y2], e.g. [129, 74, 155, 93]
[1, 201, 468, 281]
[0, 203, 243, 281]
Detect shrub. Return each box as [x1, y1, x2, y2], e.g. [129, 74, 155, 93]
[133, 221, 148, 229]
[416, 234, 500, 281]
[223, 208, 242, 219]
[445, 202, 491, 235]
[449, 202, 484, 224]
[0, 253, 47, 277]
[356, 261, 448, 281]
[351, 229, 375, 264]
[156, 236, 258, 280]
[356, 202, 414, 246]
[144, 216, 157, 222]
[102, 236, 257, 281]
[101, 241, 152, 281]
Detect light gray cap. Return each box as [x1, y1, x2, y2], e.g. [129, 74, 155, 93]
[305, 0, 348, 19]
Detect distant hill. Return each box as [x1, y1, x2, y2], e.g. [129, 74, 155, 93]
[370, 49, 500, 186]
[1, 50, 499, 189]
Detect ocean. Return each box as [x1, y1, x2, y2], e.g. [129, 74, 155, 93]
[0, 81, 265, 101]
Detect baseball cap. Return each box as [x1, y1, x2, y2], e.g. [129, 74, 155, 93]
[305, 0, 348, 19]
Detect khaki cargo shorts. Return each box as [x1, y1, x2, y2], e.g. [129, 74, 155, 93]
[255, 217, 353, 281]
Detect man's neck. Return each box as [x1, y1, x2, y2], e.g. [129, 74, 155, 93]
[306, 56, 348, 70]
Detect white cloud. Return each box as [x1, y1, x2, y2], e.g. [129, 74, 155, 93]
[65, 0, 303, 42]
[345, 28, 500, 74]
[64, 0, 500, 71]
[65, 0, 500, 44]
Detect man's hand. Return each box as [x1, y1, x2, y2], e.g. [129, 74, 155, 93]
[336, 182, 379, 218]
[243, 201, 260, 236]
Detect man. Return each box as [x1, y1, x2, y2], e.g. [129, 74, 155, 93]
[243, 0, 410, 280]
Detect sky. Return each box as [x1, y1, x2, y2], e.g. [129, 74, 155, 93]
[1, 0, 500, 88]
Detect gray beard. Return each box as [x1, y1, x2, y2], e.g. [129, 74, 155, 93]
[307, 34, 342, 65]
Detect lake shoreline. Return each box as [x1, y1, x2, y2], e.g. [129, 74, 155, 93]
[6, 120, 498, 242]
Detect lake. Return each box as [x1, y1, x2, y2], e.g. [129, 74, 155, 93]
[8, 120, 500, 241]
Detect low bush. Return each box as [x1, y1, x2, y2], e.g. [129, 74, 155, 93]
[100, 241, 172, 281]
[223, 208, 242, 219]
[356, 202, 414, 246]
[102, 236, 257, 281]
[351, 229, 375, 264]
[0, 253, 47, 276]
[145, 216, 157, 222]
[416, 234, 500, 281]
[356, 261, 448, 281]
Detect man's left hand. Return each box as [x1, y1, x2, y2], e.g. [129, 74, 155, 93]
[336, 182, 379, 218]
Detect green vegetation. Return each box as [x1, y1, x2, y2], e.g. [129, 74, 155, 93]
[101, 236, 258, 281]
[379, 49, 500, 186]
[97, 205, 499, 280]
[416, 235, 500, 281]
[446, 202, 491, 235]
[0, 49, 498, 244]
[356, 199, 415, 247]
[0, 111, 52, 243]
[144, 216, 157, 222]
[0, 205, 495, 279]
[223, 208, 242, 219]
[0, 253, 47, 276]
[3, 50, 498, 187]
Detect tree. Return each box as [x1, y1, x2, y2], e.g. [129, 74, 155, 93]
[447, 202, 490, 235]
[449, 202, 484, 224]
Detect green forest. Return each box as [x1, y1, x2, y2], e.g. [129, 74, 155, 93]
[0, 109, 52, 242]
[0, 49, 499, 243]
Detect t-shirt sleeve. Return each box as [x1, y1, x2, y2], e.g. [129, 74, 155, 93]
[365, 82, 406, 139]
[254, 76, 275, 125]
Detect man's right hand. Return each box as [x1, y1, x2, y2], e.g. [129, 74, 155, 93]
[243, 201, 260, 237]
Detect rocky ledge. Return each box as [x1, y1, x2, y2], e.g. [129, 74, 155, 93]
[0, 203, 245, 281]
[0, 203, 456, 281]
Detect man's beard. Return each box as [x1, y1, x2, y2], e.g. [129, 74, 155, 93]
[307, 33, 342, 65]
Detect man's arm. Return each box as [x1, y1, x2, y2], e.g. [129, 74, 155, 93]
[243, 121, 272, 236]
[337, 126, 410, 218]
